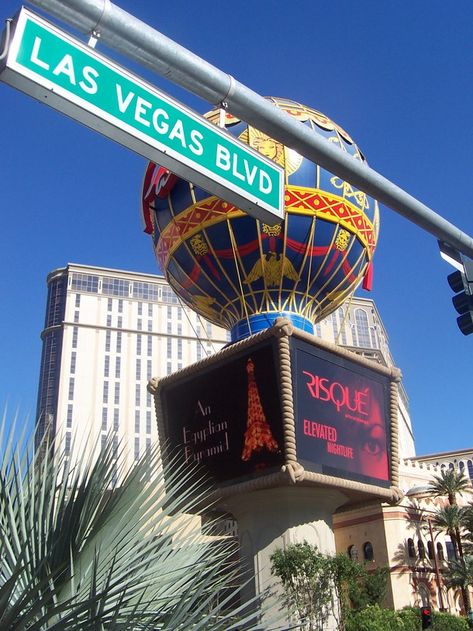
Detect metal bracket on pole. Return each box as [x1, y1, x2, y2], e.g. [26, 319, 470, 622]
[0, 19, 12, 60]
[87, 0, 110, 48]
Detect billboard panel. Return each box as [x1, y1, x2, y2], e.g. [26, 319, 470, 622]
[159, 339, 284, 485]
[291, 337, 391, 488]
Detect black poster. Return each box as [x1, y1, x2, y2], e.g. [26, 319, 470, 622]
[292, 338, 391, 488]
[161, 340, 284, 484]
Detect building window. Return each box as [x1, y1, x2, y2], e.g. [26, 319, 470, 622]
[102, 407, 107, 431]
[115, 357, 121, 379]
[147, 335, 152, 356]
[177, 339, 182, 360]
[132, 282, 159, 301]
[167, 321, 172, 334]
[101, 434, 107, 451]
[437, 542, 445, 561]
[68, 378, 75, 401]
[407, 538, 416, 559]
[446, 541, 456, 561]
[427, 541, 434, 560]
[66, 404, 73, 429]
[147, 320, 152, 332]
[148, 303, 153, 317]
[105, 330, 111, 352]
[167, 306, 172, 319]
[136, 359, 141, 381]
[136, 334, 142, 356]
[74, 311, 79, 323]
[70, 272, 99, 293]
[137, 302, 143, 316]
[468, 460, 473, 480]
[112, 435, 118, 458]
[137, 319, 142, 331]
[72, 327, 78, 349]
[116, 332, 122, 353]
[347, 545, 358, 561]
[75, 294, 81, 308]
[113, 409, 119, 431]
[118, 299, 123, 313]
[146, 437, 151, 453]
[102, 277, 130, 297]
[177, 323, 182, 336]
[196, 341, 203, 361]
[418, 540, 426, 559]
[117, 316, 122, 329]
[107, 298, 113, 311]
[103, 381, 109, 404]
[355, 309, 371, 348]
[135, 384, 140, 407]
[106, 315, 112, 327]
[163, 286, 178, 304]
[147, 360, 152, 379]
[146, 392, 152, 408]
[134, 410, 140, 433]
[103, 355, 110, 377]
[134, 437, 140, 461]
[167, 362, 172, 375]
[146, 411, 151, 434]
[114, 383, 120, 405]
[363, 541, 374, 562]
[65, 432, 71, 455]
[70, 352, 76, 374]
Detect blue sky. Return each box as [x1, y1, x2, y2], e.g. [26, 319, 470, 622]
[0, 0, 472, 456]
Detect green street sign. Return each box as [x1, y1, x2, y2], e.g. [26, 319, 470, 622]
[1, 8, 284, 223]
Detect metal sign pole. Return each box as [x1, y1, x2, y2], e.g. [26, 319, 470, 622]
[17, 0, 473, 258]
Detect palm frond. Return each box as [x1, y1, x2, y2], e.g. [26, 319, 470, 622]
[0, 412, 269, 630]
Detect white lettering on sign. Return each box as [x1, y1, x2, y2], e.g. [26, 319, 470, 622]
[216, 143, 273, 195]
[115, 83, 204, 155]
[30, 36, 99, 95]
[5, 8, 283, 222]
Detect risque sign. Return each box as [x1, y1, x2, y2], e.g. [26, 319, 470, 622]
[153, 322, 400, 502]
[0, 8, 284, 224]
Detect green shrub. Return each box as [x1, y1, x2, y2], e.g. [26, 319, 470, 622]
[432, 610, 469, 630]
[347, 605, 469, 631]
[346, 604, 406, 631]
[398, 607, 421, 630]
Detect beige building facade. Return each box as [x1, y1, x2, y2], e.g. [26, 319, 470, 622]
[334, 451, 473, 614]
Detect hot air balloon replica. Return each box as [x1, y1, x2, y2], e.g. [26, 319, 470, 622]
[142, 97, 379, 341]
[146, 98, 400, 628]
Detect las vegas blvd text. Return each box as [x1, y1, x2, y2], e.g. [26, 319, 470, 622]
[19, 23, 277, 202]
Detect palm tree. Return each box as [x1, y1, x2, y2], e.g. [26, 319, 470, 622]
[428, 468, 470, 506]
[0, 418, 265, 630]
[432, 506, 471, 614]
[463, 505, 473, 555]
[432, 505, 467, 559]
[445, 555, 473, 615]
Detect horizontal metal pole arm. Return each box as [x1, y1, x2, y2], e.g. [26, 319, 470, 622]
[28, 0, 473, 258]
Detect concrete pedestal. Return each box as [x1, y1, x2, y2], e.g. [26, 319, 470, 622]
[221, 486, 349, 629]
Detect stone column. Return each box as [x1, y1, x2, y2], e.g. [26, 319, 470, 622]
[221, 486, 348, 630]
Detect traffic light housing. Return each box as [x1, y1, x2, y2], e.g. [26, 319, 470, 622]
[421, 606, 432, 629]
[447, 258, 473, 335]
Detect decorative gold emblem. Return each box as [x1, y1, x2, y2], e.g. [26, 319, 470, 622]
[335, 229, 351, 252]
[190, 233, 209, 256]
[191, 295, 217, 320]
[262, 223, 282, 237]
[245, 252, 299, 287]
[330, 176, 368, 209]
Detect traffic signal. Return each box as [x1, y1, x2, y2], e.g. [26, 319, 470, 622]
[421, 606, 432, 629]
[447, 258, 473, 335]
